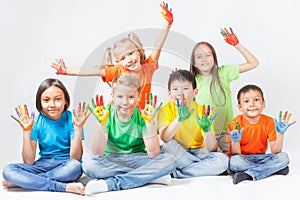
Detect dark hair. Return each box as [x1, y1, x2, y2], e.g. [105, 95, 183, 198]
[36, 78, 70, 116]
[168, 69, 196, 90]
[237, 84, 264, 104]
[189, 42, 226, 106]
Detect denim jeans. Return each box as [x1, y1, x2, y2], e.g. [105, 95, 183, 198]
[163, 139, 229, 178]
[229, 152, 290, 180]
[82, 152, 175, 191]
[2, 158, 82, 192]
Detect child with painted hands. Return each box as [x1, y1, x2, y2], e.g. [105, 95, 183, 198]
[157, 69, 229, 178]
[190, 27, 259, 153]
[51, 1, 173, 109]
[82, 73, 175, 196]
[227, 84, 295, 184]
[3, 78, 91, 195]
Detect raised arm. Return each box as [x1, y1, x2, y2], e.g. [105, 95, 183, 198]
[221, 27, 259, 73]
[270, 111, 296, 154]
[151, 1, 173, 62]
[51, 58, 106, 76]
[71, 102, 91, 161]
[88, 95, 111, 155]
[196, 105, 218, 152]
[11, 104, 37, 164]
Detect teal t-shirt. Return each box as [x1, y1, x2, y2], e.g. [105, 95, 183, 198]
[105, 106, 147, 155]
[31, 111, 84, 159]
[195, 64, 239, 134]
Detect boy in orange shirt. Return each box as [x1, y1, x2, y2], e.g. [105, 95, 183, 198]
[226, 84, 296, 184]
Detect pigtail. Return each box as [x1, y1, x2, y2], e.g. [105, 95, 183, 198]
[100, 47, 113, 67]
[128, 32, 146, 62]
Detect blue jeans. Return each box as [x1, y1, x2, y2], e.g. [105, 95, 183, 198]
[229, 152, 290, 180]
[2, 158, 82, 192]
[163, 140, 229, 178]
[82, 152, 175, 191]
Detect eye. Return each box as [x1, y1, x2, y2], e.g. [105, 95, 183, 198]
[243, 100, 249, 103]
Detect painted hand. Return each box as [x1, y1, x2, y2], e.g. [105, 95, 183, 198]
[72, 102, 91, 128]
[176, 95, 194, 122]
[51, 58, 67, 75]
[274, 110, 296, 134]
[11, 104, 35, 131]
[160, 1, 173, 25]
[196, 105, 217, 133]
[88, 94, 110, 126]
[224, 121, 244, 143]
[139, 93, 162, 124]
[220, 27, 239, 46]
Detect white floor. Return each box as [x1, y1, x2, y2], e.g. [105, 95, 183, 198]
[1, 159, 300, 200]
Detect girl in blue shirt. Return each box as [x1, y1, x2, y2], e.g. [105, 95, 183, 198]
[2, 78, 90, 195]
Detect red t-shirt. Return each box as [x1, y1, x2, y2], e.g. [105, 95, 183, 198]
[227, 114, 277, 155]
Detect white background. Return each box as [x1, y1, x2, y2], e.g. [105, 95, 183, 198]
[1, 0, 299, 171]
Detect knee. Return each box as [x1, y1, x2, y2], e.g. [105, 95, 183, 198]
[2, 163, 16, 181]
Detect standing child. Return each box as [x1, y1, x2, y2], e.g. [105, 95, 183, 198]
[157, 69, 229, 178]
[190, 27, 259, 153]
[51, 1, 173, 109]
[226, 84, 295, 184]
[2, 78, 91, 195]
[82, 73, 175, 196]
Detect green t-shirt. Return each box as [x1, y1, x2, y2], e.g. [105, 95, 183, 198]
[195, 64, 239, 135]
[104, 106, 147, 155]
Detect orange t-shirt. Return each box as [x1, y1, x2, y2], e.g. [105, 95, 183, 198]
[226, 114, 277, 155]
[102, 56, 158, 109]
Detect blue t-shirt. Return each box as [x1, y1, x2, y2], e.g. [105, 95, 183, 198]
[31, 110, 84, 159]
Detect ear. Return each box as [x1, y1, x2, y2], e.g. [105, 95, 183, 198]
[238, 104, 243, 112]
[194, 88, 198, 97]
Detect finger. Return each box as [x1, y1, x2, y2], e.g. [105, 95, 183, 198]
[18, 104, 25, 117]
[55, 58, 60, 64]
[220, 29, 227, 37]
[289, 121, 296, 127]
[24, 104, 29, 116]
[229, 27, 234, 34]
[150, 93, 153, 105]
[210, 113, 217, 121]
[84, 103, 89, 115]
[286, 113, 291, 123]
[202, 105, 205, 117]
[96, 94, 100, 106]
[31, 111, 35, 119]
[91, 97, 96, 108]
[282, 111, 288, 121]
[278, 110, 282, 121]
[73, 109, 76, 117]
[224, 27, 231, 35]
[78, 102, 82, 113]
[206, 105, 210, 117]
[235, 121, 239, 130]
[176, 99, 181, 116]
[82, 102, 86, 113]
[51, 63, 58, 68]
[15, 107, 21, 117]
[11, 115, 20, 123]
[153, 95, 157, 107]
[100, 95, 104, 106]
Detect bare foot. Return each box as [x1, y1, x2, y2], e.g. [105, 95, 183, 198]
[66, 182, 85, 195]
[2, 179, 20, 189]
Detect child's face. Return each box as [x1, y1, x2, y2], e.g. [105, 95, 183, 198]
[238, 89, 265, 120]
[112, 84, 140, 120]
[41, 86, 66, 120]
[168, 80, 198, 104]
[193, 44, 214, 76]
[116, 50, 142, 71]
